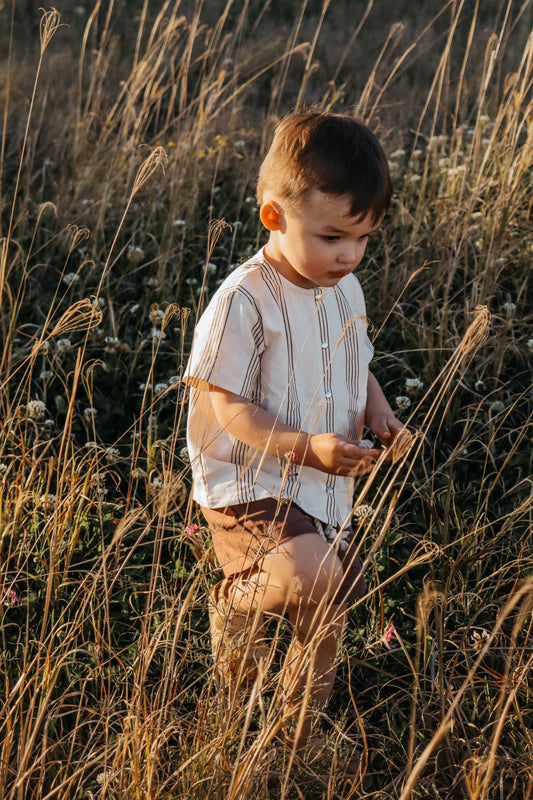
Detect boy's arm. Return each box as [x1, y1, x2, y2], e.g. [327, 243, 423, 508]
[365, 371, 405, 446]
[210, 387, 382, 477]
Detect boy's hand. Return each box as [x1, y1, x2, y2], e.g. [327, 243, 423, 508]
[367, 414, 413, 462]
[307, 433, 382, 477]
[367, 413, 404, 446]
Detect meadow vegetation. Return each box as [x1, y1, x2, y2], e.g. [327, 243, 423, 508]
[0, 1, 531, 797]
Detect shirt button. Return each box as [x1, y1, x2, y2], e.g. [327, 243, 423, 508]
[315, 291, 323, 301]
[325, 389, 332, 399]
[326, 486, 334, 494]
[321, 341, 328, 349]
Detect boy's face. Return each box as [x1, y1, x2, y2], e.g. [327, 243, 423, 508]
[262, 189, 380, 288]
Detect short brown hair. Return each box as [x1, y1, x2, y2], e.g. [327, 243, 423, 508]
[257, 111, 392, 224]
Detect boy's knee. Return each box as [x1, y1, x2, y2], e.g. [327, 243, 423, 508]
[285, 550, 345, 610]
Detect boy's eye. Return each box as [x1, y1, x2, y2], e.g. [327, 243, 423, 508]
[320, 235, 340, 242]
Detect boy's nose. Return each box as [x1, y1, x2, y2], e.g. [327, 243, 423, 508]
[338, 245, 360, 265]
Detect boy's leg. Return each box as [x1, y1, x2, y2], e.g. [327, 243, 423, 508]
[208, 577, 268, 682]
[224, 532, 347, 748]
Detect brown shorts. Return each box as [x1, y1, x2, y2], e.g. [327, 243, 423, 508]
[200, 497, 366, 606]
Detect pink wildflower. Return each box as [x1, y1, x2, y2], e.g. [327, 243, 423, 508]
[384, 623, 396, 644]
[2, 589, 18, 607]
[186, 523, 200, 536]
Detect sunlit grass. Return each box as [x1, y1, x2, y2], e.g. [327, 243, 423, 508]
[0, 1, 531, 798]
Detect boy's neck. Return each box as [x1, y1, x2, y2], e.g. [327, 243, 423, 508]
[263, 235, 317, 289]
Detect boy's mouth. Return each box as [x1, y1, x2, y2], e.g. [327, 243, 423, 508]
[329, 270, 350, 278]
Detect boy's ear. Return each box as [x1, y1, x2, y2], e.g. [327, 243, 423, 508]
[260, 202, 282, 231]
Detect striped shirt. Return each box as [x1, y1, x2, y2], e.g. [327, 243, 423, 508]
[184, 248, 374, 527]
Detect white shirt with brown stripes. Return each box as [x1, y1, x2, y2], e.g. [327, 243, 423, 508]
[184, 248, 374, 528]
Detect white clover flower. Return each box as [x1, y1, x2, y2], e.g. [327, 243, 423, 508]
[358, 439, 374, 449]
[232, 220, 243, 229]
[56, 338, 72, 352]
[395, 395, 411, 410]
[185, 277, 198, 286]
[105, 447, 120, 462]
[168, 375, 181, 385]
[104, 336, 120, 353]
[40, 493, 56, 510]
[489, 400, 505, 415]
[353, 504, 376, 521]
[405, 377, 424, 393]
[39, 341, 51, 354]
[151, 309, 165, 325]
[92, 475, 108, 496]
[172, 218, 186, 227]
[390, 148, 406, 159]
[63, 272, 80, 286]
[139, 383, 146, 391]
[151, 328, 166, 342]
[234, 139, 245, 147]
[527, 339, 533, 352]
[447, 165, 466, 176]
[428, 135, 447, 146]
[502, 301, 516, 315]
[151, 475, 164, 490]
[95, 770, 112, 785]
[0, 463, 8, 474]
[179, 446, 190, 463]
[83, 406, 97, 418]
[85, 441, 98, 448]
[438, 157, 450, 168]
[154, 382, 168, 394]
[212, 185, 221, 194]
[474, 379, 485, 391]
[205, 262, 217, 274]
[411, 149, 422, 159]
[245, 196, 256, 204]
[471, 629, 490, 650]
[408, 174, 421, 183]
[39, 369, 53, 380]
[27, 399, 47, 419]
[471, 211, 482, 219]
[388, 161, 399, 172]
[127, 245, 145, 264]
[131, 467, 146, 479]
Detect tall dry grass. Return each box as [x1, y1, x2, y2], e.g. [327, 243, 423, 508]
[0, 1, 531, 798]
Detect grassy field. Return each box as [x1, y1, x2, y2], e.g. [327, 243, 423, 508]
[0, 1, 532, 798]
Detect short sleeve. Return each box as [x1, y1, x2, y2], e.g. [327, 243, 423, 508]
[183, 287, 265, 399]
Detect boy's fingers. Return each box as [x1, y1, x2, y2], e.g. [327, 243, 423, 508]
[388, 428, 414, 461]
[345, 444, 382, 459]
[347, 458, 375, 476]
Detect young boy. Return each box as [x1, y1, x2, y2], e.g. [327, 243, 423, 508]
[184, 111, 405, 756]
